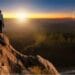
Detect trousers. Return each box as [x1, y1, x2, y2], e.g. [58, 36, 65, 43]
[0, 20, 2, 33]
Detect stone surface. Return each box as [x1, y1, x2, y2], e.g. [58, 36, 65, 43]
[0, 34, 60, 75]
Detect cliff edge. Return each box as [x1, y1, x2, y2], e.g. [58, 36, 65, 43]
[0, 34, 60, 75]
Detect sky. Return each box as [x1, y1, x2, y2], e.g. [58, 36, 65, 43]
[0, 0, 75, 18]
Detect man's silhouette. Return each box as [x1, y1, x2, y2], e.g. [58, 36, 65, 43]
[0, 10, 5, 45]
[0, 10, 4, 33]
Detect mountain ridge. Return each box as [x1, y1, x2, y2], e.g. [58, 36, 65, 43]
[0, 34, 60, 75]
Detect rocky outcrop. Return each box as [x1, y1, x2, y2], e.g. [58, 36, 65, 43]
[0, 34, 60, 75]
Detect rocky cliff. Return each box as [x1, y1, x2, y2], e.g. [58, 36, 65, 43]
[0, 34, 60, 75]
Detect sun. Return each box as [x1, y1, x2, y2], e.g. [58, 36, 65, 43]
[16, 12, 28, 22]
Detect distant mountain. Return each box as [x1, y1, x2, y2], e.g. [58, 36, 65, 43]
[39, 18, 75, 32]
[4, 18, 75, 35]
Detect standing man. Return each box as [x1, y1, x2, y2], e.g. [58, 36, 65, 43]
[0, 10, 4, 33]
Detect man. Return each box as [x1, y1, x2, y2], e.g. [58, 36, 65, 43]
[0, 10, 4, 33]
[0, 10, 5, 45]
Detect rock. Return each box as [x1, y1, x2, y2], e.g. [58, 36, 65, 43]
[0, 34, 60, 75]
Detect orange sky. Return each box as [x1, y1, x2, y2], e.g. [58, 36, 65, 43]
[3, 12, 74, 19]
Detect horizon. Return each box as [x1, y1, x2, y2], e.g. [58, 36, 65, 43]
[3, 12, 74, 19]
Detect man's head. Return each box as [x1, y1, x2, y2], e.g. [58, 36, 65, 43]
[0, 10, 2, 13]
